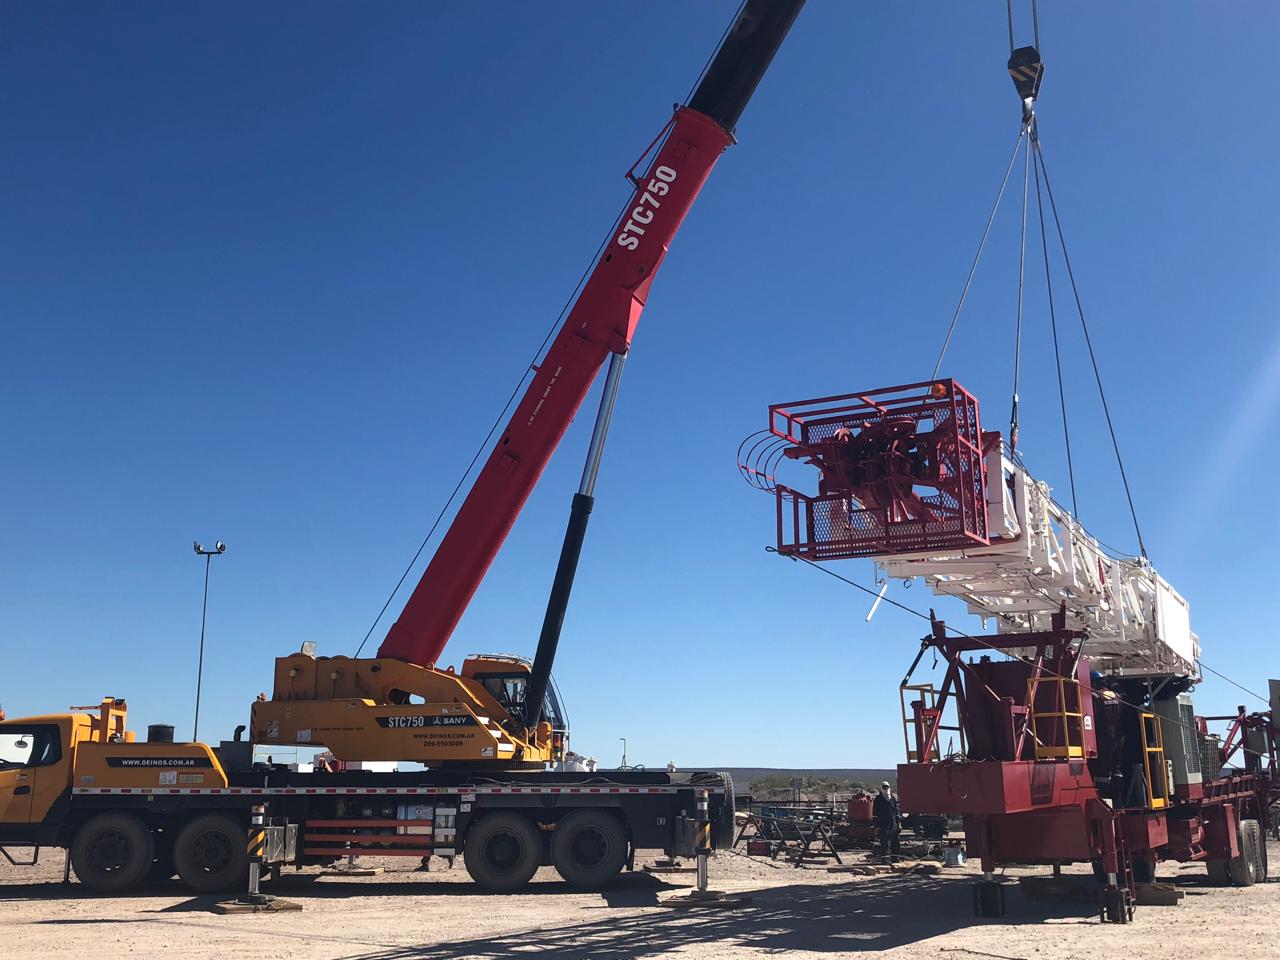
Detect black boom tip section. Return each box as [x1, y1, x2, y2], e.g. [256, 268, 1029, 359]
[687, 0, 805, 133]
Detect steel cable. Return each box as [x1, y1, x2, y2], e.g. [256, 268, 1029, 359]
[930, 128, 1029, 379]
[1008, 117, 1033, 451]
[1034, 139, 1149, 559]
[1031, 135, 1079, 517]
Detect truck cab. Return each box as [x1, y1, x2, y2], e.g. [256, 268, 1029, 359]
[0, 713, 76, 835]
[0, 699, 245, 894]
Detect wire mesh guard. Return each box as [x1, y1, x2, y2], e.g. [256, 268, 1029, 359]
[766, 380, 991, 560]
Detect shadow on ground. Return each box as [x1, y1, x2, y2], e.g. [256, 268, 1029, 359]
[326, 874, 1089, 959]
[3, 869, 1111, 955]
[1, 870, 679, 908]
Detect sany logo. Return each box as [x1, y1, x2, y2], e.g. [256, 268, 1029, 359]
[375, 715, 476, 729]
[615, 166, 678, 251]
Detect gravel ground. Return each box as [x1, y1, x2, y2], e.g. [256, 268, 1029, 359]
[1, 843, 1276, 960]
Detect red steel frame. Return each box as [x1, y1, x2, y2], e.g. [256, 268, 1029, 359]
[895, 613, 1279, 916]
[769, 379, 989, 560]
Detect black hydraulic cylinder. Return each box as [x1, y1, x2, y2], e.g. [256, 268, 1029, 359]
[525, 492, 594, 729]
[687, 0, 805, 133]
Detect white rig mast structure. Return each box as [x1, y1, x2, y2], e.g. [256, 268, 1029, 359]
[876, 441, 1198, 679]
[756, 379, 1198, 681]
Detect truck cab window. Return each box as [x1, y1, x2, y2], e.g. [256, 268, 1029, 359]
[0, 726, 60, 770]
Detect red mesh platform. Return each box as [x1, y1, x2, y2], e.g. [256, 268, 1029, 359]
[769, 380, 989, 559]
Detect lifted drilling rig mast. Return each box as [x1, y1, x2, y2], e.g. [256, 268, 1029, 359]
[746, 16, 1278, 923]
[754, 376, 1278, 922]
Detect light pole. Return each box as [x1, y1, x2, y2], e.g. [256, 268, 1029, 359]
[192, 540, 226, 742]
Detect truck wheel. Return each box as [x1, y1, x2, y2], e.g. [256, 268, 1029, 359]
[174, 813, 248, 894]
[464, 813, 541, 892]
[1226, 820, 1259, 887]
[70, 813, 155, 894]
[551, 810, 627, 890]
[1246, 819, 1268, 881]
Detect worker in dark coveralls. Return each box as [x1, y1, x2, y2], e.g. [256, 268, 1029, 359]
[873, 780, 901, 857]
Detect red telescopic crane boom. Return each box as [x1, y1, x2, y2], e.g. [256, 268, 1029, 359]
[378, 0, 804, 668]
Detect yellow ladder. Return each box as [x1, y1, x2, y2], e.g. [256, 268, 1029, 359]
[1140, 712, 1170, 810]
[1027, 676, 1085, 760]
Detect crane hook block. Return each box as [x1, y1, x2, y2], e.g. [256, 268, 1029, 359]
[1007, 46, 1044, 104]
[766, 380, 993, 560]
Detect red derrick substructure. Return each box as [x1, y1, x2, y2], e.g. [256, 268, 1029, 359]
[896, 612, 1280, 922]
[769, 379, 989, 560]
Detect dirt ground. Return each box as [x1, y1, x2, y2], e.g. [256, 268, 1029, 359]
[1, 843, 1275, 960]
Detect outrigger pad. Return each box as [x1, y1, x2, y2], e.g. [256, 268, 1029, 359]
[1099, 885, 1133, 924]
[212, 896, 303, 914]
[972, 880, 1007, 918]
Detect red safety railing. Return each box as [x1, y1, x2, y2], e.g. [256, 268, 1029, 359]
[769, 380, 990, 559]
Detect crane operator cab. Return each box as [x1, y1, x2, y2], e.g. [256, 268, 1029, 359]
[465, 654, 569, 762]
[254, 647, 570, 768]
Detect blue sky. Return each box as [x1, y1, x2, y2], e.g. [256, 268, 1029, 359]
[2, 2, 1277, 768]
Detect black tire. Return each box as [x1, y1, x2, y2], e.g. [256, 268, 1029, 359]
[70, 813, 155, 894]
[174, 813, 248, 894]
[1244, 819, 1265, 883]
[1245, 819, 1267, 881]
[715, 772, 736, 850]
[464, 812, 542, 892]
[550, 809, 628, 890]
[1227, 819, 1258, 887]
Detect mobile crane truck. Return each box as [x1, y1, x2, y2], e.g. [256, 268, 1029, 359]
[0, 0, 806, 896]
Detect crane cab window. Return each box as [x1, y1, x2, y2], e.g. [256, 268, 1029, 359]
[479, 675, 528, 715]
[475, 673, 566, 733]
[0, 726, 62, 770]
